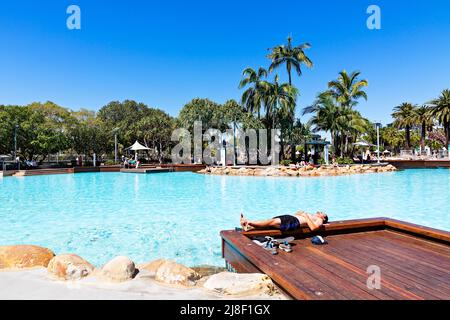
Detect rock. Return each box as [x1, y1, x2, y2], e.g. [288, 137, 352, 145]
[203, 272, 279, 296]
[253, 169, 266, 176]
[192, 265, 227, 278]
[138, 259, 167, 277]
[100, 256, 136, 282]
[0, 245, 55, 270]
[47, 254, 95, 280]
[155, 260, 201, 287]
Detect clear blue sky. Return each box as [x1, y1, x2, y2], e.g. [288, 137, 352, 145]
[0, 0, 449, 125]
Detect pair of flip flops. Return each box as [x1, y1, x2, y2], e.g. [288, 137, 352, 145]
[253, 236, 294, 254]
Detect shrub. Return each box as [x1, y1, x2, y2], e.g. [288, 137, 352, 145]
[280, 160, 292, 166]
[337, 157, 354, 165]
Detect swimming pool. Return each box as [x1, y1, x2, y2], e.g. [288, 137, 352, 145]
[0, 169, 449, 267]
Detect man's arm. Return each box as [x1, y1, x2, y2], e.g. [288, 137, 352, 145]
[299, 212, 322, 231]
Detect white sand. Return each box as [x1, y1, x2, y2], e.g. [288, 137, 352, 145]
[0, 268, 287, 300]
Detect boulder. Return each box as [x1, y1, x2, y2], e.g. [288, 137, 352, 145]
[155, 260, 201, 286]
[286, 169, 299, 176]
[0, 245, 55, 270]
[203, 272, 279, 296]
[191, 265, 227, 278]
[100, 256, 136, 282]
[47, 254, 95, 280]
[138, 259, 167, 277]
[253, 169, 266, 176]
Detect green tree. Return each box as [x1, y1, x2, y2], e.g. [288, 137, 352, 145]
[413, 105, 433, 150]
[239, 67, 268, 119]
[177, 98, 223, 132]
[326, 71, 368, 108]
[134, 108, 174, 163]
[303, 93, 342, 155]
[69, 112, 111, 159]
[429, 89, 450, 149]
[97, 100, 149, 147]
[392, 102, 417, 149]
[267, 36, 313, 86]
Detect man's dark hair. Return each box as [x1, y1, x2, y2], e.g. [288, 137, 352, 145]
[322, 214, 329, 224]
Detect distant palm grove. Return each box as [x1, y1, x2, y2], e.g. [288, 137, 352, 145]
[0, 36, 449, 165]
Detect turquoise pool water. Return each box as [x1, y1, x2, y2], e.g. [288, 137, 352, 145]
[0, 169, 449, 267]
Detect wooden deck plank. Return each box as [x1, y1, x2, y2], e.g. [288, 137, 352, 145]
[340, 232, 450, 281]
[292, 239, 404, 300]
[321, 233, 450, 299]
[276, 239, 396, 300]
[265, 242, 378, 299]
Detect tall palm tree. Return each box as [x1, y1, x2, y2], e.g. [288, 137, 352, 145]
[327, 70, 368, 108]
[392, 103, 417, 149]
[239, 67, 268, 119]
[303, 93, 342, 155]
[265, 75, 298, 129]
[412, 105, 432, 151]
[429, 89, 450, 150]
[260, 75, 298, 160]
[267, 36, 313, 85]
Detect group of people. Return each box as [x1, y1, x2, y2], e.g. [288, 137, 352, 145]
[121, 155, 140, 169]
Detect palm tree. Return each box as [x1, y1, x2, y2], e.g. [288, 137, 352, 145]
[239, 67, 268, 119]
[265, 75, 298, 129]
[412, 105, 432, 151]
[429, 89, 450, 150]
[267, 36, 313, 86]
[303, 93, 342, 155]
[326, 71, 368, 108]
[392, 103, 417, 149]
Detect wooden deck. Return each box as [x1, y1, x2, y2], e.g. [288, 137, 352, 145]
[120, 167, 173, 174]
[221, 218, 450, 300]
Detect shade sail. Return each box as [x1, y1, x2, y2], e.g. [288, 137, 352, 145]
[128, 141, 150, 151]
[353, 141, 373, 147]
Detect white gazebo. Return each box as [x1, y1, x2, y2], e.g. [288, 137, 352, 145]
[127, 141, 150, 160]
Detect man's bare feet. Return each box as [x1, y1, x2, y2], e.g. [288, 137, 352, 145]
[240, 213, 254, 231]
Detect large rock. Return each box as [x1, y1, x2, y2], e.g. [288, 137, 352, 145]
[155, 260, 201, 287]
[100, 256, 136, 282]
[138, 259, 167, 277]
[203, 272, 279, 296]
[47, 254, 95, 280]
[0, 245, 55, 270]
[192, 265, 227, 278]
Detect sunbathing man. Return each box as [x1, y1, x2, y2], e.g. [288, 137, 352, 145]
[240, 211, 328, 232]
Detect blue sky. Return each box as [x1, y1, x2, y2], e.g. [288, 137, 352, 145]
[0, 0, 449, 125]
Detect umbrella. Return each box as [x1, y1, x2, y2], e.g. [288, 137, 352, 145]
[127, 141, 150, 160]
[353, 141, 374, 161]
[353, 141, 373, 147]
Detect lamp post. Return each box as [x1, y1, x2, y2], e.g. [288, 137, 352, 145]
[375, 123, 381, 164]
[13, 124, 19, 161]
[113, 127, 119, 164]
[233, 120, 237, 166]
[222, 138, 227, 167]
